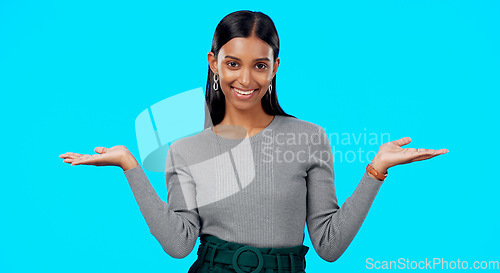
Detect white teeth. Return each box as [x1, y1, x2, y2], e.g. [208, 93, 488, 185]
[233, 87, 257, 95]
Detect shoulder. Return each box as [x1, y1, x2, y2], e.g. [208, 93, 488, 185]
[167, 129, 211, 158]
[278, 115, 324, 136]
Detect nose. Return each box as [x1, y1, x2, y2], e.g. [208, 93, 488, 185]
[238, 67, 252, 87]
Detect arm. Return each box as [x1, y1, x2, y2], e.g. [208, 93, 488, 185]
[122, 144, 200, 259]
[306, 126, 383, 262]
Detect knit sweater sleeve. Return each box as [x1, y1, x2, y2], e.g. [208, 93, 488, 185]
[305, 126, 383, 262]
[122, 144, 200, 259]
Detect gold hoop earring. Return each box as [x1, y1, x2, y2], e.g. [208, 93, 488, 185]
[268, 84, 272, 95]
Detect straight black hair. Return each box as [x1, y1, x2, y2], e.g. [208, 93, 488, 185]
[204, 10, 296, 129]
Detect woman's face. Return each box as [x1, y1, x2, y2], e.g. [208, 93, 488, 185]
[208, 35, 280, 112]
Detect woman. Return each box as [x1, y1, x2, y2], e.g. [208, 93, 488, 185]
[59, 10, 448, 273]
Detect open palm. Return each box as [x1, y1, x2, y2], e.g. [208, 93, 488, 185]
[59, 145, 130, 167]
[376, 137, 449, 170]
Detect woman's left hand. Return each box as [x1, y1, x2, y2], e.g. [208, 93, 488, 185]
[370, 137, 449, 174]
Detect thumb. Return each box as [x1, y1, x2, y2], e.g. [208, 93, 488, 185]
[391, 137, 412, 147]
[95, 147, 108, 154]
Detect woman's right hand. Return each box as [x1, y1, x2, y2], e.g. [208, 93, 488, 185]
[59, 145, 138, 170]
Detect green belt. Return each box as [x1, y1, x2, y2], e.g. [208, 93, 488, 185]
[193, 234, 309, 273]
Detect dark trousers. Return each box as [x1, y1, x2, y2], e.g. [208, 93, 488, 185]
[188, 234, 309, 273]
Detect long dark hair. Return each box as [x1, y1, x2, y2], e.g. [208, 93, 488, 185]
[204, 10, 296, 129]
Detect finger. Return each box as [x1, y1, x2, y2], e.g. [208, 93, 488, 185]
[414, 148, 431, 153]
[409, 153, 444, 163]
[81, 154, 97, 159]
[60, 152, 83, 158]
[59, 152, 73, 158]
[62, 154, 81, 159]
[95, 147, 108, 154]
[64, 153, 91, 160]
[408, 149, 449, 162]
[391, 137, 412, 147]
[77, 153, 97, 158]
[63, 158, 77, 164]
[432, 149, 449, 155]
[402, 148, 425, 156]
[71, 154, 98, 165]
[60, 154, 80, 159]
[414, 148, 449, 155]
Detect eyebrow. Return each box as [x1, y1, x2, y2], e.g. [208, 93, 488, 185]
[224, 55, 271, 62]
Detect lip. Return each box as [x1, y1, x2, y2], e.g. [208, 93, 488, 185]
[231, 86, 259, 100]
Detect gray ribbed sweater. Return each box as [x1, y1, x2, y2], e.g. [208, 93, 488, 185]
[123, 114, 384, 262]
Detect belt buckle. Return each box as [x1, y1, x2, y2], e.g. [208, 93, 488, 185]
[231, 246, 264, 273]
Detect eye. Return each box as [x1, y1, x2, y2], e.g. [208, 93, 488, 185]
[256, 63, 268, 69]
[227, 61, 238, 68]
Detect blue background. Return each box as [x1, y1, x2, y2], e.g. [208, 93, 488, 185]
[1, 0, 499, 272]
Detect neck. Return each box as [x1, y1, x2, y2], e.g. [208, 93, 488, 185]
[214, 106, 275, 137]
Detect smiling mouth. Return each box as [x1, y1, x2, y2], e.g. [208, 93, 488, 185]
[232, 86, 259, 95]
